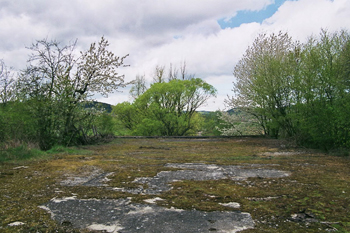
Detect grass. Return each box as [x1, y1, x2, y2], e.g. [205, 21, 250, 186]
[0, 145, 46, 162]
[0, 137, 349, 232]
[0, 144, 93, 163]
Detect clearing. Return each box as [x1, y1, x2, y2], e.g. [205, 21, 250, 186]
[0, 137, 349, 232]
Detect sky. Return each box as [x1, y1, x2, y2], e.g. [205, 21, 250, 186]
[1, 0, 350, 111]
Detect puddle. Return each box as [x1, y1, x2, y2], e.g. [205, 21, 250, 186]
[40, 197, 254, 233]
[114, 163, 290, 194]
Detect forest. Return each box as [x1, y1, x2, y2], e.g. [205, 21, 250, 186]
[1, 29, 350, 158]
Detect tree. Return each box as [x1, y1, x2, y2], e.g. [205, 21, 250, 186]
[152, 61, 195, 84]
[294, 30, 350, 149]
[129, 74, 147, 100]
[115, 78, 216, 136]
[0, 60, 15, 105]
[18, 37, 128, 149]
[112, 102, 139, 131]
[153, 65, 165, 84]
[217, 110, 263, 136]
[136, 78, 216, 136]
[227, 32, 300, 138]
[199, 111, 225, 136]
[227, 29, 350, 149]
[0, 60, 38, 143]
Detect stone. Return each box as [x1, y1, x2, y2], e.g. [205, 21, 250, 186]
[219, 202, 241, 208]
[8, 221, 25, 226]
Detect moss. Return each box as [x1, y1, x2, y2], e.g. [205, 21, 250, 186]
[1, 137, 349, 232]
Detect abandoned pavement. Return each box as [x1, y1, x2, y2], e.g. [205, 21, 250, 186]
[40, 162, 289, 232]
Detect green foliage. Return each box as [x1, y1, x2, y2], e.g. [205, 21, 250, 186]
[13, 37, 128, 150]
[46, 145, 92, 156]
[112, 102, 139, 131]
[94, 112, 115, 135]
[0, 101, 37, 143]
[228, 29, 350, 149]
[0, 145, 46, 162]
[199, 111, 224, 136]
[0, 143, 94, 162]
[114, 78, 217, 136]
[230, 31, 298, 138]
[218, 110, 264, 136]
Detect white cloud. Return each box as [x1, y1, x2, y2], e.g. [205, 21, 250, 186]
[1, 0, 350, 111]
[263, 0, 350, 41]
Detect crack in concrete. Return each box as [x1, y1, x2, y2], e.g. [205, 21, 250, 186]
[49, 162, 290, 232]
[40, 197, 255, 233]
[114, 163, 290, 195]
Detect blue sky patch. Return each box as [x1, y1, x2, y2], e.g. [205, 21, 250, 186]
[218, 0, 289, 29]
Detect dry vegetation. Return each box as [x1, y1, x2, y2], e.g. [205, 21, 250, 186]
[1, 137, 349, 232]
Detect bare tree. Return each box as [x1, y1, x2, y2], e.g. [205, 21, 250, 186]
[152, 61, 195, 84]
[153, 65, 165, 83]
[180, 61, 187, 80]
[130, 74, 147, 100]
[167, 63, 179, 81]
[0, 60, 15, 105]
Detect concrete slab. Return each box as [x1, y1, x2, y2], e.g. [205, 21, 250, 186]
[115, 163, 290, 194]
[40, 197, 254, 233]
[49, 162, 290, 232]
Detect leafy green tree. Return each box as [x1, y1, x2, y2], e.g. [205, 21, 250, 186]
[294, 30, 350, 149]
[18, 37, 128, 149]
[115, 78, 216, 136]
[228, 32, 300, 138]
[0, 61, 33, 143]
[227, 29, 350, 149]
[199, 111, 224, 136]
[135, 78, 216, 136]
[112, 102, 139, 131]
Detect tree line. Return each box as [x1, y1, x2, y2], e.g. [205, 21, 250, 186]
[113, 63, 217, 136]
[1, 29, 350, 152]
[0, 37, 129, 150]
[0, 38, 218, 151]
[226, 29, 350, 150]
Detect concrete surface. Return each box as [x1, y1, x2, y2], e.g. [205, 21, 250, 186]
[40, 162, 290, 232]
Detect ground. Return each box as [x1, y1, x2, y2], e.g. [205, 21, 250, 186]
[0, 137, 350, 232]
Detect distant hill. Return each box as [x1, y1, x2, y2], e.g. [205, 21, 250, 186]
[84, 101, 113, 113]
[197, 111, 212, 115]
[198, 109, 242, 115]
[227, 108, 242, 115]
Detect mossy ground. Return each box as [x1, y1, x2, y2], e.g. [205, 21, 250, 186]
[0, 137, 349, 232]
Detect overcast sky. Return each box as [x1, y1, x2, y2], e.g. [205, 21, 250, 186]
[1, 0, 350, 110]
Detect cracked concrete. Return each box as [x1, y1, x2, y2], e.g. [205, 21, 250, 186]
[114, 163, 290, 195]
[60, 166, 114, 187]
[40, 197, 255, 233]
[44, 162, 290, 232]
